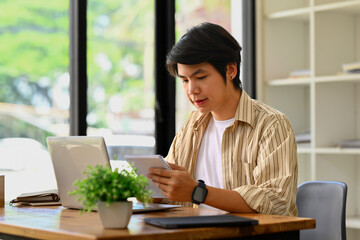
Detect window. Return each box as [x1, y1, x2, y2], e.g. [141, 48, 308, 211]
[0, 1, 69, 200]
[0, 0, 246, 201]
[87, 1, 156, 160]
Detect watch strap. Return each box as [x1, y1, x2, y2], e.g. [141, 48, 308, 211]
[197, 179, 206, 188]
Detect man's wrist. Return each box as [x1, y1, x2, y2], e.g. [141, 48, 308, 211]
[192, 180, 208, 205]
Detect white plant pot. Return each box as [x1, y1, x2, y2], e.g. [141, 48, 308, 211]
[97, 201, 133, 228]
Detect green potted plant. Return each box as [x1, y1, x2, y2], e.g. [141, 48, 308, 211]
[69, 164, 152, 228]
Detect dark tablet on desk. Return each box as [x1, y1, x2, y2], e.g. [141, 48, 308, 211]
[144, 214, 258, 229]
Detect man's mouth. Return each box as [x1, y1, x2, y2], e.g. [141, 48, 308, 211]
[194, 98, 207, 106]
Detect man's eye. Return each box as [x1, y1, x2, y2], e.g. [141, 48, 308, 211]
[181, 79, 188, 83]
[197, 76, 207, 80]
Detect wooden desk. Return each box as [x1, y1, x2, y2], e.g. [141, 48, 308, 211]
[0, 205, 315, 240]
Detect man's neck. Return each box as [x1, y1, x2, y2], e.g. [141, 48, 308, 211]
[212, 89, 241, 121]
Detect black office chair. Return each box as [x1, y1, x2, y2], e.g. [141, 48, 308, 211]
[296, 181, 347, 240]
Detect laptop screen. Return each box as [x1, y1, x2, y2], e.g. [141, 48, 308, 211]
[47, 136, 110, 209]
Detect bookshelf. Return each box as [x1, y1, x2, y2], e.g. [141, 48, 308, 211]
[255, 0, 360, 238]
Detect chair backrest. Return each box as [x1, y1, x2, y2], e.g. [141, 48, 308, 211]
[296, 181, 347, 240]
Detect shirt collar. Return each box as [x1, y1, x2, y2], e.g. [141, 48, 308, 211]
[191, 112, 211, 130]
[234, 90, 255, 128]
[191, 90, 255, 129]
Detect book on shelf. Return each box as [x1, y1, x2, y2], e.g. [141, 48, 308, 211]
[289, 69, 311, 78]
[342, 61, 360, 74]
[9, 189, 61, 206]
[295, 129, 311, 149]
[337, 139, 360, 149]
[295, 129, 311, 143]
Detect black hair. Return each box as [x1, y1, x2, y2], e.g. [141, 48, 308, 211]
[166, 22, 242, 89]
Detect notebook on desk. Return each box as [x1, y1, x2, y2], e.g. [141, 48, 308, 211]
[144, 214, 259, 229]
[46, 136, 181, 213]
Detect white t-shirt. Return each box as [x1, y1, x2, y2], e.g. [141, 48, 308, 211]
[195, 116, 235, 189]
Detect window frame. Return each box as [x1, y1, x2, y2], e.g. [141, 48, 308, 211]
[69, 0, 176, 156]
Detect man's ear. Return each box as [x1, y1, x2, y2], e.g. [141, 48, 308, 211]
[226, 62, 237, 79]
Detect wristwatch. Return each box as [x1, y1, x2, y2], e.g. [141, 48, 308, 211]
[192, 180, 208, 205]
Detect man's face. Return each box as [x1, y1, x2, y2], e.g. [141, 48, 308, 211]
[177, 62, 236, 120]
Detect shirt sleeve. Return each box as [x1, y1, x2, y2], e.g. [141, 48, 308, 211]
[160, 123, 191, 207]
[164, 130, 180, 165]
[234, 117, 298, 216]
[164, 111, 198, 166]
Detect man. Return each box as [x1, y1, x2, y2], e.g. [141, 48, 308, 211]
[148, 22, 298, 216]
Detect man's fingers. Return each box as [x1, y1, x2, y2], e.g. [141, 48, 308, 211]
[149, 173, 170, 185]
[149, 167, 172, 177]
[154, 181, 170, 196]
[167, 163, 186, 171]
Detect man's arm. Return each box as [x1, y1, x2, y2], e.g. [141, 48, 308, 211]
[205, 186, 256, 212]
[233, 118, 298, 216]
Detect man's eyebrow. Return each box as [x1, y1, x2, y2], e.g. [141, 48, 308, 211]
[178, 69, 206, 78]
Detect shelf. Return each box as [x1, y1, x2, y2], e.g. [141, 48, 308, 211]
[346, 217, 360, 229]
[265, 0, 360, 20]
[266, 7, 310, 21]
[315, 74, 360, 83]
[258, 0, 360, 235]
[297, 147, 312, 154]
[315, 0, 360, 13]
[297, 147, 360, 154]
[315, 147, 360, 154]
[267, 74, 360, 86]
[267, 78, 311, 86]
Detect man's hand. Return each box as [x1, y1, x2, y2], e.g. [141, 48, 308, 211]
[149, 163, 256, 213]
[148, 163, 197, 202]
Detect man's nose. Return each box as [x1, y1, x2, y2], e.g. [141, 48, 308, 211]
[187, 81, 198, 94]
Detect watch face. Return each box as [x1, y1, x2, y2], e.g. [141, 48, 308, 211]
[193, 187, 207, 202]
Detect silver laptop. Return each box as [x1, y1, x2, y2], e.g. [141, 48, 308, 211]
[46, 136, 181, 212]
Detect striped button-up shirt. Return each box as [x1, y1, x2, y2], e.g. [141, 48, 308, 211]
[165, 91, 298, 216]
